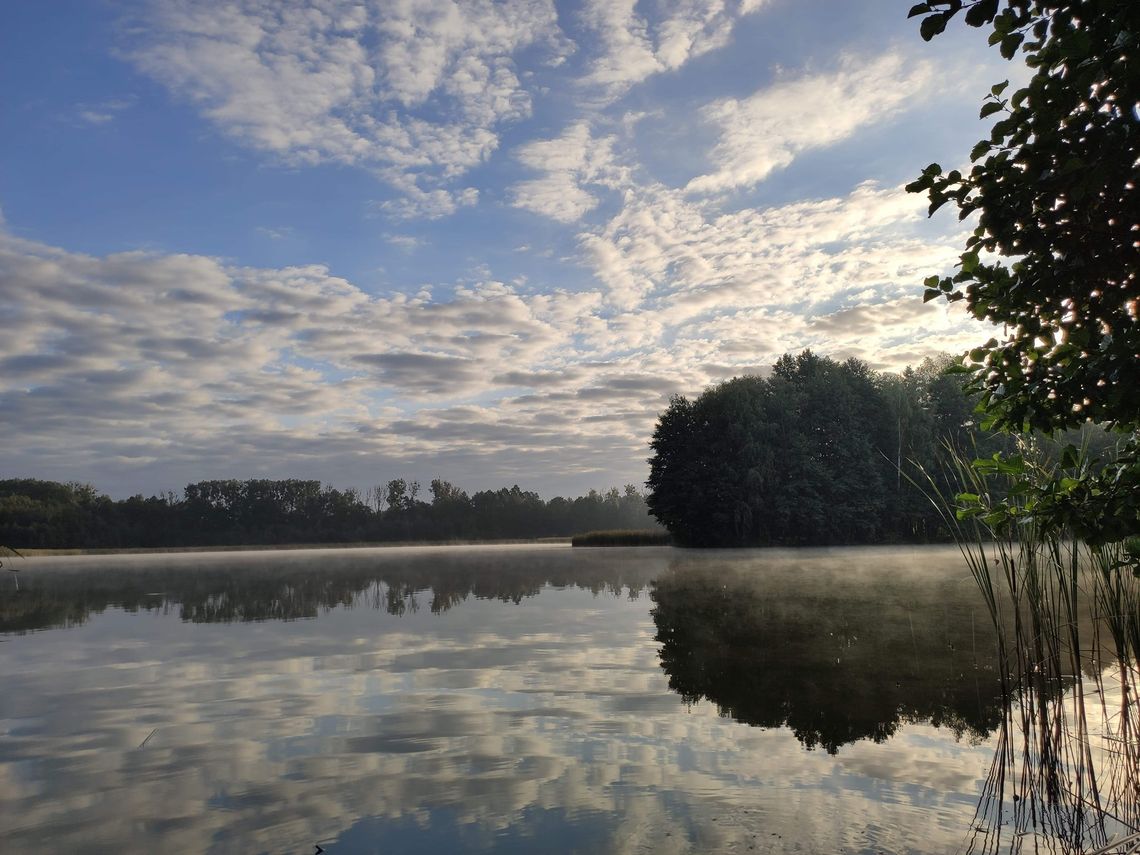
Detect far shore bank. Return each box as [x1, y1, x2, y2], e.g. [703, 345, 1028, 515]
[17, 538, 576, 557]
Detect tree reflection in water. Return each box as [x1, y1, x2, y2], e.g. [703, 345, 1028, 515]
[0, 547, 662, 633]
[650, 553, 1008, 754]
[649, 550, 1140, 854]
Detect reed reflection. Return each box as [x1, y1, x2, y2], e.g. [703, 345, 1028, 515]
[960, 541, 1140, 855]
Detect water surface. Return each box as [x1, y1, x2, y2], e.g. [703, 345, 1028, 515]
[0, 545, 1032, 853]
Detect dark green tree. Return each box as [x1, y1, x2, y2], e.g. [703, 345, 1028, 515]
[907, 0, 1140, 543]
[907, 0, 1139, 433]
[647, 353, 897, 547]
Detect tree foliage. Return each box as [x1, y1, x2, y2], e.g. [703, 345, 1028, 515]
[645, 351, 1025, 546]
[906, 0, 1139, 433]
[0, 477, 659, 549]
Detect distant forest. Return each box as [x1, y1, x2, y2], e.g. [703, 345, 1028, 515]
[0, 478, 657, 550]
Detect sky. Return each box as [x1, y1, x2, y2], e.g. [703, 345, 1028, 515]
[0, 0, 1015, 499]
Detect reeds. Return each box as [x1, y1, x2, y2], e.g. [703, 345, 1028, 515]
[570, 529, 672, 547]
[916, 438, 1140, 854]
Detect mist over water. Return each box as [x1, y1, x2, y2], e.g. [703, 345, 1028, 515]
[0, 545, 1107, 853]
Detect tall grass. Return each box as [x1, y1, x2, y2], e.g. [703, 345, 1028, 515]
[916, 438, 1140, 854]
[571, 529, 671, 547]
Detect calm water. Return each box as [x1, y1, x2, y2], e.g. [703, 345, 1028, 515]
[0, 545, 1040, 853]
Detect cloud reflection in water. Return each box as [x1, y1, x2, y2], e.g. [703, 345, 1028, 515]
[0, 545, 1017, 853]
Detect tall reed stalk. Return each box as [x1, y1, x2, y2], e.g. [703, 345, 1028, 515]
[915, 438, 1140, 854]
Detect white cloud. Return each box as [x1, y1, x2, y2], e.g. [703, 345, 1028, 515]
[0, 178, 979, 493]
[74, 97, 136, 125]
[686, 53, 933, 194]
[375, 184, 479, 221]
[255, 226, 294, 241]
[130, 0, 564, 215]
[509, 122, 625, 222]
[573, 177, 980, 376]
[0, 227, 672, 491]
[579, 0, 768, 97]
[580, 179, 948, 307]
[382, 233, 422, 251]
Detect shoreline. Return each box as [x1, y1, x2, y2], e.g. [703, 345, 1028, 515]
[17, 537, 574, 557]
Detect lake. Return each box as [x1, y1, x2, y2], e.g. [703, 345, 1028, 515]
[0, 544, 1118, 853]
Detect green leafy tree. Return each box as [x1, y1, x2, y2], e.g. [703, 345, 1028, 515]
[648, 354, 897, 547]
[907, 0, 1139, 433]
[907, 0, 1139, 543]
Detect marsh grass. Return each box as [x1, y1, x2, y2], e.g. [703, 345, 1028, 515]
[571, 530, 671, 547]
[916, 440, 1140, 853]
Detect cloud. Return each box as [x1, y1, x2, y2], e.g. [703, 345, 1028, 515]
[491, 369, 584, 388]
[0, 167, 981, 495]
[0, 226, 671, 492]
[375, 185, 480, 221]
[509, 122, 625, 222]
[255, 226, 294, 241]
[130, 0, 565, 215]
[580, 178, 957, 311]
[578, 0, 768, 97]
[685, 53, 933, 194]
[75, 97, 136, 125]
[382, 233, 422, 251]
[353, 352, 484, 396]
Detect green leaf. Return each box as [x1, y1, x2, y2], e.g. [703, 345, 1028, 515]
[923, 288, 942, 303]
[979, 101, 1004, 119]
[970, 139, 991, 160]
[1000, 32, 1024, 59]
[920, 13, 948, 41]
[907, 2, 931, 18]
[983, 510, 1008, 527]
[966, 0, 999, 27]
[990, 79, 1009, 97]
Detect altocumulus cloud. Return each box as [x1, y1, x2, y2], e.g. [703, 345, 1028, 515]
[131, 0, 568, 217]
[0, 173, 982, 495]
[0, 0, 1012, 493]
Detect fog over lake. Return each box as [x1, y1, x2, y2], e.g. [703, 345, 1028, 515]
[0, 545, 1100, 853]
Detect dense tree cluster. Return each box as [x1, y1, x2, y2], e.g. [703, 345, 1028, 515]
[646, 351, 1109, 547]
[0, 477, 657, 550]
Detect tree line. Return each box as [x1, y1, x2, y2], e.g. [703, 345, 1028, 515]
[0, 477, 658, 550]
[647, 350, 1114, 547]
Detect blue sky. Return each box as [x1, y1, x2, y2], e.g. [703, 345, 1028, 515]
[0, 0, 1013, 497]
